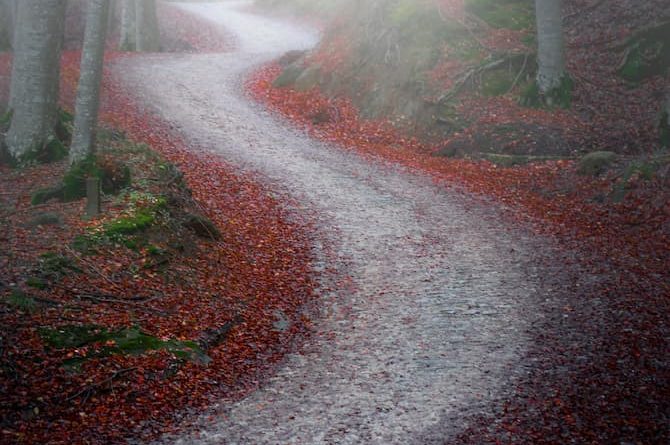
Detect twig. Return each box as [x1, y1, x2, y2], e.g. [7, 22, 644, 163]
[65, 367, 137, 403]
[506, 53, 529, 94]
[76, 293, 169, 315]
[64, 246, 123, 292]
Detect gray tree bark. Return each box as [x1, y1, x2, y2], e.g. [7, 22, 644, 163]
[6, 0, 67, 160]
[120, 0, 136, 51]
[534, 0, 566, 94]
[135, 0, 160, 52]
[0, 0, 17, 49]
[70, 0, 110, 165]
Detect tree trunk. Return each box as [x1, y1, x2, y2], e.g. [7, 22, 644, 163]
[534, 0, 565, 93]
[120, 0, 136, 51]
[70, 0, 110, 165]
[135, 0, 160, 52]
[6, 0, 67, 160]
[0, 0, 17, 49]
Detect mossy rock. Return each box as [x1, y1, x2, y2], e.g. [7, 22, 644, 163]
[577, 151, 617, 176]
[31, 185, 66, 205]
[273, 63, 305, 88]
[294, 66, 322, 91]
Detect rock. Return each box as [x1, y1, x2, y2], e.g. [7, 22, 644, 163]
[294, 66, 322, 91]
[273, 63, 304, 88]
[278, 49, 306, 67]
[577, 151, 617, 176]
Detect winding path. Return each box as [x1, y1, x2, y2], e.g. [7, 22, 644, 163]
[118, 2, 562, 443]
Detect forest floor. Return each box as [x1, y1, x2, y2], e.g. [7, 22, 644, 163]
[0, 1, 668, 444]
[0, 4, 317, 444]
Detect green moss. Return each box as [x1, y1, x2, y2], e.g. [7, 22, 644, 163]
[7, 290, 38, 312]
[104, 210, 155, 237]
[31, 185, 65, 205]
[465, 0, 534, 30]
[520, 75, 573, 108]
[26, 277, 48, 290]
[40, 325, 208, 363]
[577, 151, 617, 176]
[0, 109, 12, 133]
[57, 155, 132, 203]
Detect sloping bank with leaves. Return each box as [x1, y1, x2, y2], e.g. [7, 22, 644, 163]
[0, 5, 316, 444]
[250, 0, 670, 442]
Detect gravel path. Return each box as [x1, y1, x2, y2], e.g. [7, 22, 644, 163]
[117, 2, 569, 443]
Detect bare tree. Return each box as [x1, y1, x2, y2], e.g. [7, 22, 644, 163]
[534, 0, 566, 98]
[135, 0, 160, 52]
[70, 0, 111, 164]
[120, 0, 136, 51]
[6, 0, 67, 160]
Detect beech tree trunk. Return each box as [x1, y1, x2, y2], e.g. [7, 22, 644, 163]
[70, 0, 110, 165]
[135, 0, 160, 52]
[6, 0, 67, 160]
[534, 0, 565, 93]
[120, 0, 136, 51]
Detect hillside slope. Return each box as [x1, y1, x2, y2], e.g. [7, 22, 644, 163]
[265, 0, 670, 157]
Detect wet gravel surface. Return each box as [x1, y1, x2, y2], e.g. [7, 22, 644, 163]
[116, 2, 599, 444]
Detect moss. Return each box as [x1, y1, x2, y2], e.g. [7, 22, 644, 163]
[26, 277, 48, 290]
[273, 63, 304, 88]
[31, 185, 65, 205]
[520, 75, 573, 108]
[39, 325, 208, 363]
[104, 209, 155, 237]
[19, 136, 68, 165]
[465, 0, 534, 30]
[57, 154, 131, 203]
[0, 109, 12, 133]
[577, 151, 617, 176]
[7, 290, 38, 313]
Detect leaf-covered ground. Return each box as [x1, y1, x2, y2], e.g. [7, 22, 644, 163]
[0, 5, 317, 444]
[246, 49, 670, 445]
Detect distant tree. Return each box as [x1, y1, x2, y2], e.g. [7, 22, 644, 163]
[70, 0, 111, 164]
[135, 0, 160, 52]
[534, 0, 568, 102]
[6, 0, 67, 160]
[120, 0, 136, 51]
